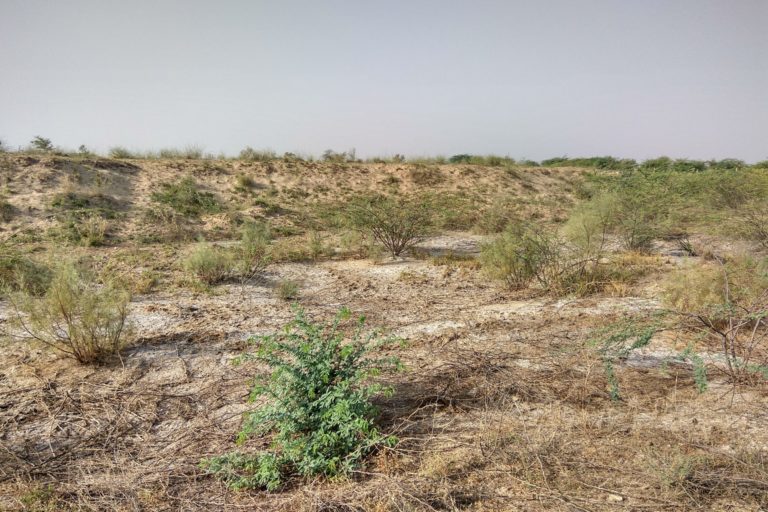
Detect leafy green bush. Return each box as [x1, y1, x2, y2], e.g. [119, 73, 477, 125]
[202, 308, 401, 490]
[30, 135, 53, 152]
[348, 195, 434, 257]
[9, 262, 131, 364]
[151, 177, 221, 217]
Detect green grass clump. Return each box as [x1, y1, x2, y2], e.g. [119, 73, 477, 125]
[151, 177, 221, 217]
[183, 244, 233, 285]
[0, 246, 52, 296]
[201, 307, 400, 490]
[239, 147, 277, 162]
[275, 279, 300, 301]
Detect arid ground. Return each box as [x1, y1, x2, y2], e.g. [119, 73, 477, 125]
[1, 154, 766, 511]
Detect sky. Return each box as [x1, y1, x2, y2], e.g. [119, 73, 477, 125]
[1, 0, 766, 162]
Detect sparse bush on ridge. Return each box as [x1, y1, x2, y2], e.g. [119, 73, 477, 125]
[151, 176, 221, 217]
[239, 147, 277, 162]
[8, 262, 131, 364]
[29, 136, 53, 152]
[201, 307, 400, 490]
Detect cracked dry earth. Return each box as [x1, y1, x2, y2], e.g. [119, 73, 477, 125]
[1, 235, 767, 511]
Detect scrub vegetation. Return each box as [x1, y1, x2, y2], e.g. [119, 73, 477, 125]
[0, 150, 766, 511]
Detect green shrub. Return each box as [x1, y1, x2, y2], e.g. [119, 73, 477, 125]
[0, 246, 52, 296]
[151, 177, 221, 217]
[348, 195, 434, 257]
[408, 166, 444, 186]
[202, 307, 401, 490]
[239, 147, 277, 162]
[474, 196, 520, 234]
[158, 146, 203, 159]
[0, 196, 14, 222]
[9, 262, 131, 364]
[30, 135, 53, 152]
[663, 256, 768, 383]
[108, 147, 137, 159]
[480, 223, 566, 290]
[233, 221, 271, 279]
[183, 244, 233, 285]
[275, 279, 299, 301]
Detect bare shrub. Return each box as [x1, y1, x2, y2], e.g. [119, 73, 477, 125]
[9, 262, 131, 364]
[664, 256, 768, 382]
[348, 195, 434, 257]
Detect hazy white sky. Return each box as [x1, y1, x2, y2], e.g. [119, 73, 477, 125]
[1, 0, 766, 161]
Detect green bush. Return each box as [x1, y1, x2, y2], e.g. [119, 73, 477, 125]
[233, 221, 271, 279]
[0, 246, 52, 296]
[151, 177, 221, 217]
[108, 147, 137, 159]
[348, 195, 434, 257]
[202, 307, 401, 490]
[30, 135, 53, 152]
[275, 279, 299, 301]
[239, 147, 277, 162]
[663, 256, 768, 383]
[480, 223, 566, 290]
[0, 196, 14, 222]
[9, 262, 131, 364]
[183, 244, 233, 285]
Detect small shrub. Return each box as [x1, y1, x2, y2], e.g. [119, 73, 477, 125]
[30, 135, 53, 152]
[0, 246, 51, 296]
[348, 195, 434, 257]
[0, 196, 14, 222]
[9, 262, 131, 364]
[108, 147, 136, 159]
[408, 166, 444, 186]
[239, 147, 277, 162]
[589, 318, 659, 400]
[201, 307, 400, 490]
[183, 244, 233, 285]
[158, 146, 203, 159]
[663, 256, 768, 383]
[480, 223, 567, 291]
[234, 173, 257, 193]
[233, 221, 271, 280]
[275, 279, 299, 301]
[151, 177, 221, 217]
[474, 196, 520, 234]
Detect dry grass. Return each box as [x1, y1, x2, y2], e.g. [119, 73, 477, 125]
[1, 155, 767, 511]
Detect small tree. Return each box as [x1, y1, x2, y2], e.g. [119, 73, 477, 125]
[202, 307, 401, 490]
[348, 195, 434, 257]
[30, 136, 53, 152]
